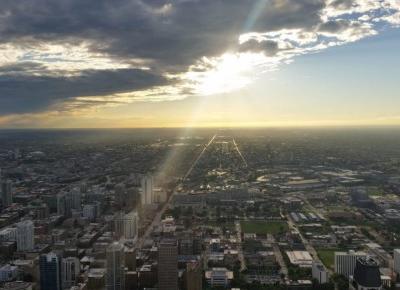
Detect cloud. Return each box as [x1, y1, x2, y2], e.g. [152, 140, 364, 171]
[0, 69, 169, 114]
[0, 0, 399, 118]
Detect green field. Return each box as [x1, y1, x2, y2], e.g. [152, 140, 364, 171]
[317, 248, 341, 269]
[241, 220, 288, 235]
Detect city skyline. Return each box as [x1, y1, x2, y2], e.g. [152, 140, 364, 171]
[0, 0, 399, 128]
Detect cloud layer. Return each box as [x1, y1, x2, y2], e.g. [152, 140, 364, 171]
[0, 0, 399, 116]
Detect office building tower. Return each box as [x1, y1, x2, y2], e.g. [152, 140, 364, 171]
[1, 180, 13, 208]
[335, 251, 367, 278]
[61, 257, 80, 289]
[57, 193, 72, 218]
[114, 211, 125, 239]
[114, 183, 126, 208]
[106, 242, 125, 290]
[70, 189, 81, 210]
[125, 248, 137, 271]
[185, 261, 202, 290]
[141, 175, 154, 205]
[125, 271, 138, 290]
[16, 220, 34, 251]
[124, 211, 139, 240]
[80, 182, 88, 194]
[114, 211, 139, 240]
[350, 257, 382, 290]
[40, 252, 62, 290]
[312, 261, 328, 284]
[83, 204, 97, 221]
[158, 239, 178, 290]
[394, 249, 400, 274]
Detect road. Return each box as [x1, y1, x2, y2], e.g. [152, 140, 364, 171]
[286, 213, 333, 275]
[232, 137, 248, 167]
[183, 133, 217, 181]
[235, 221, 246, 271]
[269, 234, 288, 280]
[136, 133, 217, 248]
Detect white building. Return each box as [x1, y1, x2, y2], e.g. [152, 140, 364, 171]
[205, 268, 233, 287]
[394, 249, 400, 274]
[312, 261, 329, 284]
[0, 264, 18, 282]
[141, 175, 154, 205]
[334, 250, 367, 278]
[16, 220, 35, 251]
[286, 251, 313, 267]
[61, 257, 80, 289]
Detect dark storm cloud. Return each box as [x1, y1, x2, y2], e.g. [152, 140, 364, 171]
[0, 69, 168, 114]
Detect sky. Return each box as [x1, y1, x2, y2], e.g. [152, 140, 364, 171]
[0, 0, 399, 128]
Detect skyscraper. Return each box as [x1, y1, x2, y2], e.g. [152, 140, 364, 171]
[1, 180, 13, 208]
[125, 247, 137, 271]
[70, 189, 82, 210]
[61, 257, 80, 289]
[106, 242, 125, 290]
[123, 211, 139, 240]
[57, 193, 72, 218]
[350, 257, 382, 290]
[40, 252, 62, 290]
[114, 210, 139, 240]
[185, 261, 203, 290]
[16, 220, 34, 252]
[158, 239, 178, 290]
[394, 249, 400, 275]
[141, 174, 153, 205]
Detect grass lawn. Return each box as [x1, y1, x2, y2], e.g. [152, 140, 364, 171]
[241, 220, 288, 235]
[317, 248, 342, 269]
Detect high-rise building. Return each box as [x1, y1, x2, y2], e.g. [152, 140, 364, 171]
[57, 193, 72, 218]
[394, 249, 400, 274]
[335, 251, 367, 278]
[114, 183, 126, 208]
[158, 239, 178, 290]
[114, 211, 139, 240]
[124, 211, 139, 240]
[70, 189, 82, 210]
[141, 175, 154, 205]
[114, 211, 125, 239]
[125, 248, 137, 271]
[83, 204, 97, 222]
[312, 261, 328, 284]
[106, 242, 125, 290]
[1, 180, 13, 208]
[40, 252, 62, 290]
[185, 261, 202, 290]
[350, 257, 382, 290]
[61, 257, 80, 289]
[16, 220, 34, 251]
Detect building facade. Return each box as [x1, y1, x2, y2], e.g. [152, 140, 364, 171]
[158, 239, 178, 290]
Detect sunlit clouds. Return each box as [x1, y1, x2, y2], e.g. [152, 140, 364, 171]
[0, 0, 399, 127]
